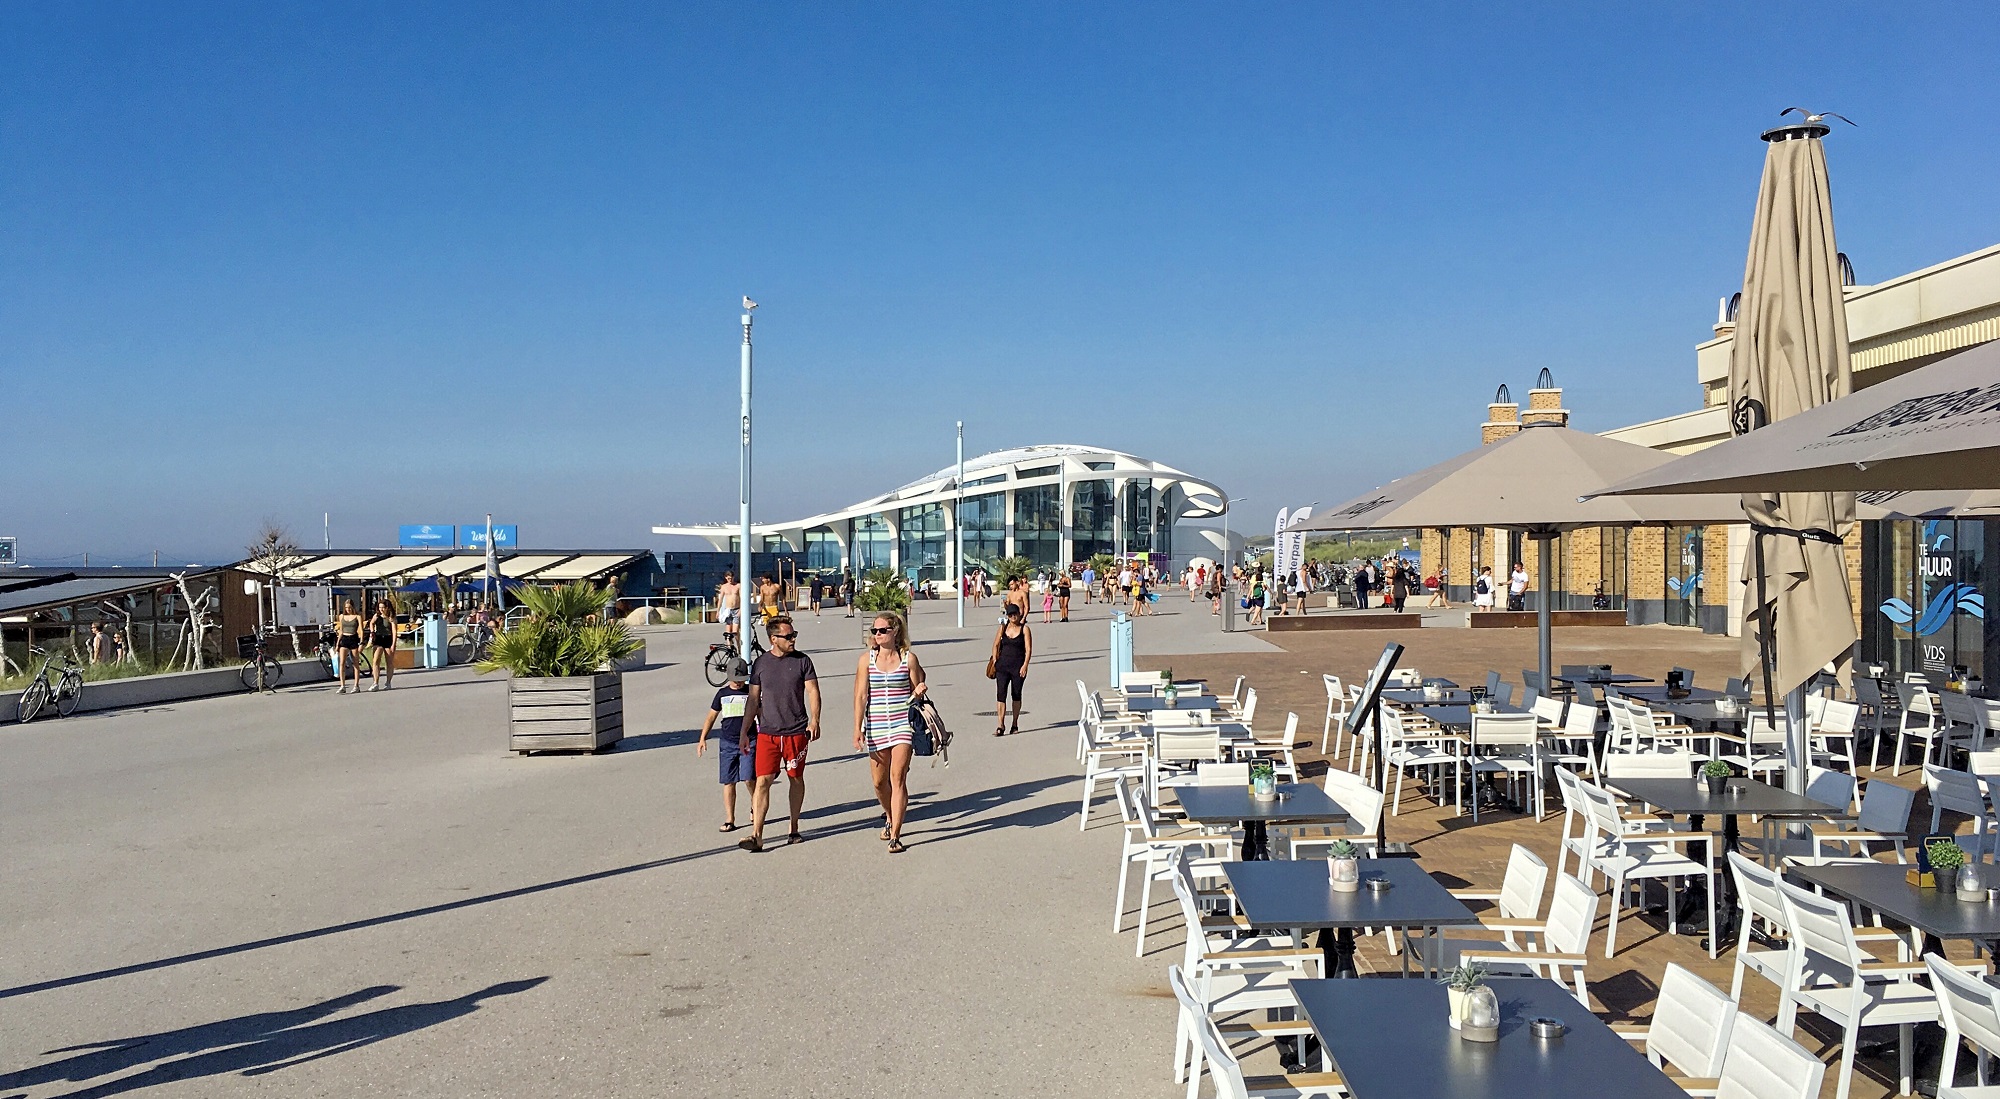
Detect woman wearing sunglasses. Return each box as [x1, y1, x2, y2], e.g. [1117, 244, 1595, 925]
[853, 611, 925, 854]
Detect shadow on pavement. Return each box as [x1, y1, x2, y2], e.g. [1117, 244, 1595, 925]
[11, 979, 544, 1097]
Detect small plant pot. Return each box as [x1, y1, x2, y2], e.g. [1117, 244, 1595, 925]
[1703, 774, 1728, 796]
[1936, 872, 1959, 897]
[1447, 988, 1465, 1030]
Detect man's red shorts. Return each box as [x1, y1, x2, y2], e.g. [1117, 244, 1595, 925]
[754, 732, 810, 779]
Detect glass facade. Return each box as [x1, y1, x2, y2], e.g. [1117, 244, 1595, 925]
[1862, 519, 1991, 680]
[852, 515, 892, 573]
[1123, 482, 1156, 554]
[1596, 527, 1629, 610]
[959, 493, 1008, 574]
[1663, 526, 1705, 628]
[803, 527, 841, 572]
[1014, 485, 1063, 567]
[898, 504, 947, 581]
[1072, 480, 1117, 561]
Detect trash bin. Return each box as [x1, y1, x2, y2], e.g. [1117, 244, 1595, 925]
[422, 614, 448, 669]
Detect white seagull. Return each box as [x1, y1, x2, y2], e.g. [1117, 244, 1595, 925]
[742, 296, 758, 311]
[1780, 107, 1856, 127]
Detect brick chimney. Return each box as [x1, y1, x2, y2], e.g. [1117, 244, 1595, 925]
[1482, 383, 1520, 444]
[1520, 367, 1568, 428]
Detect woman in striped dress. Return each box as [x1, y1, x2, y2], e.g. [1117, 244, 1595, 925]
[852, 611, 926, 853]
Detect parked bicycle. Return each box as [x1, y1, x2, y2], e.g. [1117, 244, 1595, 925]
[703, 621, 765, 686]
[17, 646, 84, 722]
[238, 632, 284, 692]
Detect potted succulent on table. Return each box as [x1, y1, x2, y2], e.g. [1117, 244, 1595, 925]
[1928, 839, 1970, 896]
[1440, 961, 1497, 1040]
[1326, 839, 1361, 892]
[1701, 759, 1733, 796]
[478, 581, 643, 754]
[1162, 669, 1178, 708]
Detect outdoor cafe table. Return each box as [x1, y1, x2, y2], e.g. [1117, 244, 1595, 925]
[1384, 688, 1478, 707]
[1223, 858, 1476, 978]
[1292, 977, 1689, 1099]
[1176, 783, 1347, 862]
[1554, 671, 1654, 687]
[1406, 702, 1535, 732]
[1615, 685, 1734, 704]
[1124, 693, 1221, 714]
[1788, 861, 2000, 958]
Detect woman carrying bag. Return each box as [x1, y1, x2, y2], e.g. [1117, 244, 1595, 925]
[853, 611, 925, 854]
[987, 603, 1032, 737]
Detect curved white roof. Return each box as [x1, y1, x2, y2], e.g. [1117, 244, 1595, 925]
[654, 443, 1226, 540]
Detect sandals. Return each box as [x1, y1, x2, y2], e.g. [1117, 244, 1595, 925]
[1009, 723, 1020, 736]
[994, 725, 1006, 738]
[787, 831, 804, 846]
[887, 839, 907, 854]
[719, 822, 737, 833]
[738, 836, 763, 853]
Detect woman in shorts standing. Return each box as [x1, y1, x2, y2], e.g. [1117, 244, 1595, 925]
[989, 603, 1031, 736]
[1472, 565, 1496, 612]
[1056, 569, 1072, 622]
[334, 598, 365, 694]
[366, 599, 398, 691]
[853, 612, 925, 853]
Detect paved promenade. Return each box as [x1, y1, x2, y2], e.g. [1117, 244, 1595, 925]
[0, 597, 1235, 1098]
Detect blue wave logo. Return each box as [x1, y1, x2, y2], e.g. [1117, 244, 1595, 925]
[1879, 584, 1986, 636]
[1666, 571, 1703, 603]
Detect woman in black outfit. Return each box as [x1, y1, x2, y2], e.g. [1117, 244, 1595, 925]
[990, 603, 1032, 736]
[366, 600, 397, 692]
[334, 598, 364, 695]
[1390, 561, 1411, 613]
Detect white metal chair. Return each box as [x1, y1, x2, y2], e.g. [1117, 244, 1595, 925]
[1320, 674, 1347, 757]
[1344, 684, 1370, 775]
[1812, 697, 1861, 771]
[1408, 843, 1548, 965]
[1717, 712, 1789, 779]
[1458, 872, 1597, 1005]
[1776, 875, 1942, 1099]
[1236, 712, 1301, 781]
[1583, 781, 1717, 958]
[1121, 669, 1168, 692]
[1291, 780, 1384, 860]
[1112, 780, 1231, 955]
[1856, 677, 1898, 770]
[1942, 690, 1992, 760]
[1079, 695, 1150, 830]
[1710, 1013, 1827, 1099]
[1468, 711, 1544, 821]
[1545, 701, 1600, 783]
[1926, 953, 2000, 1099]
[1611, 962, 1738, 1082]
[1727, 852, 1794, 1008]
[1928, 763, 1994, 862]
[1892, 680, 1944, 775]
[1808, 778, 1914, 864]
[1384, 706, 1461, 817]
[1196, 762, 1251, 786]
[1173, 967, 1348, 1099]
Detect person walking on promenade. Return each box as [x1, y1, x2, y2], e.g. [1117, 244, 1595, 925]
[854, 611, 925, 853]
[1004, 576, 1031, 623]
[1390, 560, 1410, 613]
[1427, 566, 1450, 608]
[758, 575, 782, 624]
[739, 615, 819, 852]
[366, 599, 397, 690]
[1508, 561, 1529, 612]
[989, 603, 1031, 736]
[1351, 561, 1369, 610]
[1207, 566, 1222, 616]
[1473, 565, 1496, 611]
[1080, 563, 1095, 603]
[841, 572, 855, 618]
[1056, 569, 1072, 621]
[717, 572, 742, 643]
[334, 598, 365, 694]
[1245, 572, 1267, 626]
[1040, 577, 1055, 623]
[697, 658, 754, 832]
[807, 573, 824, 617]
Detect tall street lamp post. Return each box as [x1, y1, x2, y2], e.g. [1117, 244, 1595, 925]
[955, 422, 965, 630]
[739, 299, 755, 625]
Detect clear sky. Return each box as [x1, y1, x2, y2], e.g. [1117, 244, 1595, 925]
[5, 3, 1998, 564]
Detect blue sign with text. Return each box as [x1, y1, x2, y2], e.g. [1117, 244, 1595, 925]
[399, 524, 457, 548]
[460, 525, 518, 549]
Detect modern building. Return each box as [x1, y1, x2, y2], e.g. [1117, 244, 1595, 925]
[1414, 240, 2000, 682]
[653, 444, 1227, 582]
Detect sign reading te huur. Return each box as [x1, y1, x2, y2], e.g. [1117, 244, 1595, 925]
[0, 536, 15, 566]
[398, 524, 457, 548]
[460, 525, 519, 549]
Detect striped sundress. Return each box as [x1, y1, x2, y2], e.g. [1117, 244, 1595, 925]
[863, 652, 916, 752]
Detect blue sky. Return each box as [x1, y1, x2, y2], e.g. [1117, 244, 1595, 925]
[4, 4, 1999, 563]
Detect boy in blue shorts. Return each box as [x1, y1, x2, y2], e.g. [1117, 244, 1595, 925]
[697, 659, 753, 831]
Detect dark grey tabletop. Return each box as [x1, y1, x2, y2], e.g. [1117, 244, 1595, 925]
[1384, 688, 1478, 707]
[1225, 858, 1477, 930]
[1616, 685, 1734, 704]
[1294, 977, 1688, 1099]
[1554, 672, 1654, 685]
[1603, 777, 1848, 819]
[1175, 783, 1348, 826]
[1644, 697, 1750, 728]
[1788, 862, 2000, 940]
[1125, 693, 1221, 712]
[1415, 703, 1534, 731]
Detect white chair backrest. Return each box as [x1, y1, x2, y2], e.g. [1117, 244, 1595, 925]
[1196, 762, 1249, 785]
[1240, 688, 1259, 725]
[1120, 670, 1167, 691]
[1777, 876, 1862, 983]
[1277, 712, 1300, 747]
[1496, 843, 1548, 920]
[1727, 850, 1789, 933]
[1223, 675, 1247, 706]
[1926, 763, 1985, 818]
[1602, 753, 1695, 779]
[1815, 698, 1859, 735]
[1563, 701, 1599, 742]
[1647, 963, 1738, 1078]
[1855, 779, 1916, 837]
[1927, 953, 2000, 1065]
[1745, 711, 1790, 746]
[1972, 749, 2000, 783]
[1713, 1014, 1826, 1099]
[1898, 679, 1937, 716]
[1149, 708, 1205, 729]
[1155, 728, 1222, 763]
[1976, 698, 2000, 733]
[1337, 783, 1385, 838]
[1324, 674, 1345, 711]
[1544, 874, 1599, 955]
[1942, 690, 1980, 727]
[1323, 767, 1372, 798]
[1471, 711, 1539, 750]
[1803, 766, 1856, 815]
[1553, 765, 1585, 815]
[1531, 696, 1567, 725]
[1186, 994, 1253, 1099]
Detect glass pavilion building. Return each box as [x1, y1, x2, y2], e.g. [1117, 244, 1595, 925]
[653, 445, 1227, 583]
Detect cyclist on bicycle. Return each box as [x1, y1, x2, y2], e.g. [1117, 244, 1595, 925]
[717, 572, 742, 644]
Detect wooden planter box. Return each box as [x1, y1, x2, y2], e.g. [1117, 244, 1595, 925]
[508, 672, 623, 754]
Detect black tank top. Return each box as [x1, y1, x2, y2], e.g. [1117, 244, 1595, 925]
[996, 626, 1027, 673]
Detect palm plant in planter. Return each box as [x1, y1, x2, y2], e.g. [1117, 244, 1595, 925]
[478, 581, 642, 754]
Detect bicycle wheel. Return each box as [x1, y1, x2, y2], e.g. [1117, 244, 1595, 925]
[55, 671, 83, 716]
[18, 678, 48, 723]
[240, 660, 261, 692]
[318, 646, 336, 679]
[703, 646, 733, 687]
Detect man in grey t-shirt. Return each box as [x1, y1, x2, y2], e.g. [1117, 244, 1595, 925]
[739, 615, 820, 852]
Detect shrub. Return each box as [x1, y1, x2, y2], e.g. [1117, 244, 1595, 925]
[852, 568, 910, 616]
[475, 581, 641, 678]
